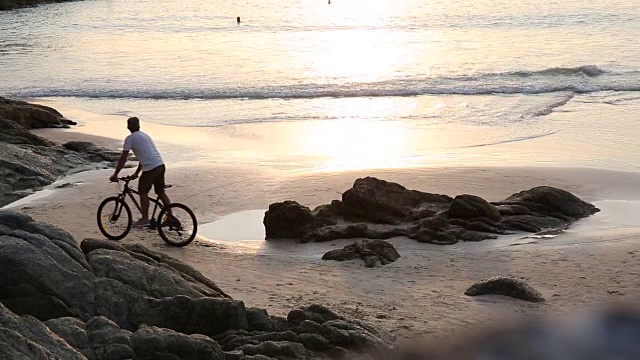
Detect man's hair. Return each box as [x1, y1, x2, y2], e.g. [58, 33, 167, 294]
[127, 117, 140, 131]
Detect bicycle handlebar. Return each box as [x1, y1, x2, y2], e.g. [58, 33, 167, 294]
[112, 176, 137, 183]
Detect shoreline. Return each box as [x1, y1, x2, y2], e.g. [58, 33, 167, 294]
[4, 100, 639, 345]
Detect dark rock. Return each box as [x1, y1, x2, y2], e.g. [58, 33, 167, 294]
[410, 228, 458, 245]
[263, 201, 334, 239]
[464, 276, 545, 302]
[0, 117, 54, 146]
[412, 215, 449, 232]
[298, 333, 332, 351]
[0, 213, 96, 321]
[0, 99, 128, 207]
[304, 223, 405, 243]
[224, 350, 244, 360]
[247, 307, 275, 332]
[121, 243, 232, 299]
[131, 325, 225, 360]
[448, 194, 502, 221]
[322, 239, 401, 267]
[61, 119, 78, 126]
[494, 204, 533, 216]
[140, 296, 249, 336]
[264, 178, 599, 246]
[341, 177, 452, 224]
[0, 1, 78, 11]
[238, 341, 311, 359]
[0, 213, 394, 359]
[502, 214, 569, 232]
[0, 97, 64, 129]
[80, 238, 126, 254]
[497, 186, 599, 219]
[86, 247, 226, 300]
[63, 141, 123, 162]
[0, 302, 86, 360]
[46, 316, 135, 360]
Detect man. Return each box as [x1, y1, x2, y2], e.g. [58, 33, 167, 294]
[110, 117, 171, 226]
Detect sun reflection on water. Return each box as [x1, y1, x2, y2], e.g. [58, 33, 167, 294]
[298, 118, 411, 171]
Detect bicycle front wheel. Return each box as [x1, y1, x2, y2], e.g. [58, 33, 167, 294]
[97, 197, 132, 240]
[157, 203, 197, 247]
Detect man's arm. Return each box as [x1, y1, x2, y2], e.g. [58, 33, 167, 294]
[131, 163, 143, 179]
[109, 150, 130, 182]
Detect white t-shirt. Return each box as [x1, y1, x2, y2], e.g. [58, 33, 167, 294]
[123, 131, 164, 172]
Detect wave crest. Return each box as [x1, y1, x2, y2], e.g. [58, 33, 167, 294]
[12, 66, 637, 101]
[513, 65, 606, 78]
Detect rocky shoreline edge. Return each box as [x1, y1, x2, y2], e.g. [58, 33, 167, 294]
[0, 0, 78, 11]
[0, 96, 123, 207]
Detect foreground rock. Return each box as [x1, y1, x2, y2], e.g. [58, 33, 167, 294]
[0, 211, 394, 359]
[0, 101, 124, 207]
[464, 277, 545, 302]
[264, 177, 599, 245]
[322, 240, 401, 268]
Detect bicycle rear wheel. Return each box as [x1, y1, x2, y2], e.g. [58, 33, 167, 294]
[157, 203, 197, 247]
[97, 197, 132, 240]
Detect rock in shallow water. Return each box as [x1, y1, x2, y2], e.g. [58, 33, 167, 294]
[264, 177, 600, 245]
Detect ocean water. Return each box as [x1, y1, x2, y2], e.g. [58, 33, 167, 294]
[2, 0, 640, 170]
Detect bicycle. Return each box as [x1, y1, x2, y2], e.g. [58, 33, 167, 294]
[96, 176, 198, 247]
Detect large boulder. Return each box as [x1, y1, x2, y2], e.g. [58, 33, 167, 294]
[0, 0, 78, 10]
[341, 177, 452, 224]
[0, 212, 96, 321]
[264, 201, 335, 239]
[0, 97, 64, 129]
[496, 186, 599, 220]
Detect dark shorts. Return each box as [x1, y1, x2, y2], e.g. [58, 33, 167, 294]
[138, 164, 166, 195]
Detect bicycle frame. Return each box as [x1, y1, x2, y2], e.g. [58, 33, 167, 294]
[116, 179, 164, 223]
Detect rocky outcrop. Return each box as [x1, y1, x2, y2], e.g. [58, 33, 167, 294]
[464, 276, 545, 302]
[340, 177, 452, 224]
[0, 1, 77, 10]
[0, 211, 394, 359]
[322, 239, 401, 267]
[0, 96, 68, 129]
[264, 177, 599, 245]
[0, 101, 124, 207]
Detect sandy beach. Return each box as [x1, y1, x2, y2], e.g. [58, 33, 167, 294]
[2, 104, 637, 349]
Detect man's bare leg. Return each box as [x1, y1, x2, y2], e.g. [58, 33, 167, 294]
[159, 192, 171, 207]
[159, 192, 173, 216]
[140, 193, 150, 222]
